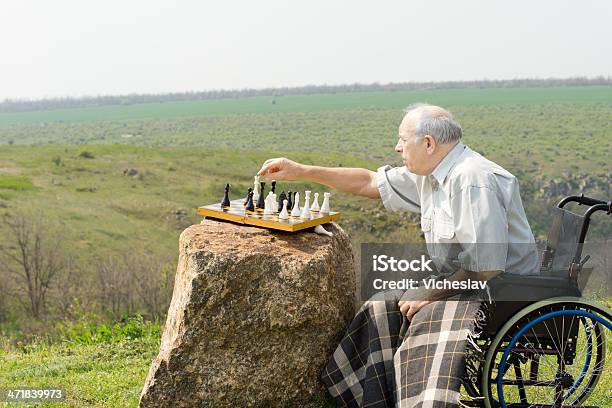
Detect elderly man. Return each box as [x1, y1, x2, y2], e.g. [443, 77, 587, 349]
[257, 104, 539, 407]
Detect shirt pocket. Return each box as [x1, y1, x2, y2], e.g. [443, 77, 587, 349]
[433, 210, 455, 240]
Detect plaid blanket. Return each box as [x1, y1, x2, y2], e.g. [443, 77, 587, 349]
[321, 290, 482, 408]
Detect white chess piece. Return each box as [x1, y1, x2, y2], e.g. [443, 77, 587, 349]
[263, 193, 274, 215]
[314, 225, 333, 236]
[291, 192, 301, 217]
[253, 175, 260, 201]
[320, 192, 331, 213]
[300, 191, 311, 218]
[272, 193, 278, 212]
[279, 199, 289, 219]
[310, 192, 320, 212]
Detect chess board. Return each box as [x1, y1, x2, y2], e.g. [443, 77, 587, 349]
[197, 199, 340, 232]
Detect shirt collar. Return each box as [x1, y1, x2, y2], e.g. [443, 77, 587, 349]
[431, 142, 466, 185]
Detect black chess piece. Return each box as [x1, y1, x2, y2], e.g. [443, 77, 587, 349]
[287, 191, 293, 213]
[245, 191, 255, 212]
[256, 182, 266, 210]
[277, 191, 287, 211]
[221, 183, 231, 208]
[244, 187, 252, 206]
[271, 180, 277, 194]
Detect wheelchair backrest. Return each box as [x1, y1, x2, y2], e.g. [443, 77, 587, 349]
[543, 207, 585, 276]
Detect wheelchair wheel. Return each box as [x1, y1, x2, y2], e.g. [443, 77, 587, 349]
[481, 297, 612, 408]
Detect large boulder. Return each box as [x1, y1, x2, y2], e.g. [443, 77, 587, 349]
[140, 219, 355, 407]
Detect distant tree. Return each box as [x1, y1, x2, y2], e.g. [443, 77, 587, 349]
[0, 213, 64, 318]
[96, 255, 136, 318]
[0, 268, 7, 323]
[52, 255, 84, 319]
[94, 252, 174, 320]
[131, 255, 174, 319]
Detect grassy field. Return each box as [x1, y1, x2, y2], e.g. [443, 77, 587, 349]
[0, 85, 611, 407]
[1, 86, 610, 126]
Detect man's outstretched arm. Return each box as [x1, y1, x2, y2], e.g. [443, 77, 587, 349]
[257, 157, 380, 199]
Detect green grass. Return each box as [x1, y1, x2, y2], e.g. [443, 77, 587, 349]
[1, 104, 610, 180]
[0, 175, 34, 191]
[0, 86, 610, 126]
[0, 317, 161, 407]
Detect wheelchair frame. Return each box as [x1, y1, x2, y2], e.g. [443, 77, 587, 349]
[461, 194, 612, 408]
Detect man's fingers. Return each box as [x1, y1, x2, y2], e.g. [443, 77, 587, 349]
[398, 301, 410, 316]
[405, 308, 417, 322]
[263, 169, 286, 181]
[257, 163, 277, 176]
[257, 158, 281, 176]
[257, 164, 270, 176]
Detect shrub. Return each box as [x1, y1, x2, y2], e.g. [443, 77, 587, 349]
[78, 151, 95, 159]
[55, 314, 161, 345]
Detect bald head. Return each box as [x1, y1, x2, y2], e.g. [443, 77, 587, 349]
[401, 103, 462, 144]
[404, 103, 453, 120]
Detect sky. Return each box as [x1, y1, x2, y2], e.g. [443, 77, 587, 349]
[0, 0, 611, 100]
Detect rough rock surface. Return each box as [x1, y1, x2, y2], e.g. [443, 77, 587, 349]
[140, 219, 355, 407]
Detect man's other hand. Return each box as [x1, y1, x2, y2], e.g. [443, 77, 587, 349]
[398, 299, 433, 321]
[257, 157, 303, 181]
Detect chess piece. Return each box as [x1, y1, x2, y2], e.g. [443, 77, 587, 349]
[287, 191, 293, 213]
[300, 191, 311, 218]
[245, 191, 255, 212]
[272, 193, 278, 212]
[263, 192, 274, 215]
[310, 192, 320, 212]
[253, 175, 260, 201]
[244, 187, 252, 206]
[277, 191, 287, 211]
[320, 192, 331, 213]
[221, 184, 231, 208]
[256, 182, 266, 210]
[278, 199, 289, 219]
[314, 225, 333, 237]
[271, 180, 277, 194]
[290, 192, 300, 217]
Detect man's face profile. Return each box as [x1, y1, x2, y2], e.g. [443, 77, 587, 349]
[396, 115, 428, 175]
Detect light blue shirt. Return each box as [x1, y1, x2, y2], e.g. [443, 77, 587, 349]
[377, 143, 540, 275]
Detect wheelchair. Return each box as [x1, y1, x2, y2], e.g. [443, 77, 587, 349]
[461, 194, 612, 408]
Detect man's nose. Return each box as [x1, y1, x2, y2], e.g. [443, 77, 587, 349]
[394, 141, 402, 152]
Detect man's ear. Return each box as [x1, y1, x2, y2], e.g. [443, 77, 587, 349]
[424, 135, 436, 154]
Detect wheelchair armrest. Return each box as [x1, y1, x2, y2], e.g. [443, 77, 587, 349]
[488, 273, 581, 302]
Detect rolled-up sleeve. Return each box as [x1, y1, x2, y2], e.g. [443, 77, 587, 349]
[451, 185, 508, 272]
[376, 165, 421, 213]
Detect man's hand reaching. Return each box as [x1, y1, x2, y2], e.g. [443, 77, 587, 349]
[257, 157, 304, 181]
[256, 157, 379, 198]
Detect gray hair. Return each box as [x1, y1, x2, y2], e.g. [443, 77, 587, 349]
[403, 103, 462, 144]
